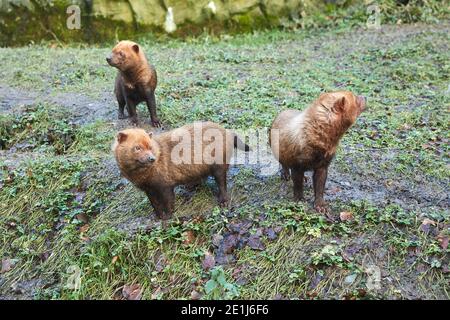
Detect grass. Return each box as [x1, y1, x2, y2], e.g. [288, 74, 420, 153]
[0, 20, 449, 299]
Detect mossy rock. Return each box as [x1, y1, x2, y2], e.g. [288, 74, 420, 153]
[0, 0, 366, 45]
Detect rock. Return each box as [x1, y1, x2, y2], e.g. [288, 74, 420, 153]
[344, 273, 357, 285]
[130, 0, 166, 27]
[227, 0, 260, 15]
[92, 0, 134, 24]
[165, 0, 210, 25]
[0, 0, 336, 45]
[262, 0, 286, 16]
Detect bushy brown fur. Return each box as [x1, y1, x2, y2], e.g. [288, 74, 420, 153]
[106, 40, 160, 127]
[270, 91, 366, 212]
[113, 122, 250, 219]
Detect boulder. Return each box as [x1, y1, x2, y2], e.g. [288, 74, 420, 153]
[0, 0, 341, 45]
[92, 0, 134, 24]
[130, 0, 166, 27]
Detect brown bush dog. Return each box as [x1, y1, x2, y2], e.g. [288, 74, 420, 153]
[270, 91, 366, 212]
[106, 40, 161, 127]
[112, 122, 250, 220]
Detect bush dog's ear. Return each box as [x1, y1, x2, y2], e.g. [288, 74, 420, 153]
[333, 96, 346, 113]
[132, 44, 139, 54]
[117, 132, 128, 143]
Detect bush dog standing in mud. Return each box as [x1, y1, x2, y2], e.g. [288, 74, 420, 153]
[270, 91, 366, 212]
[106, 40, 161, 127]
[113, 122, 250, 219]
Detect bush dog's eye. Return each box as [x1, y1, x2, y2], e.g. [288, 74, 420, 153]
[134, 146, 141, 152]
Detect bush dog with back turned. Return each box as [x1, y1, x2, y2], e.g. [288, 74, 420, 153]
[113, 122, 250, 219]
[270, 91, 366, 212]
[106, 40, 161, 127]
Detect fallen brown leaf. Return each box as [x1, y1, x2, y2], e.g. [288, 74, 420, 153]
[229, 221, 253, 235]
[190, 290, 201, 300]
[420, 218, 437, 234]
[437, 235, 449, 250]
[422, 218, 437, 226]
[340, 211, 354, 221]
[155, 254, 167, 273]
[442, 264, 449, 274]
[79, 224, 89, 233]
[111, 256, 119, 264]
[212, 234, 223, 247]
[215, 253, 235, 265]
[182, 230, 195, 245]
[122, 284, 142, 300]
[231, 265, 243, 280]
[76, 213, 89, 224]
[151, 287, 162, 300]
[247, 234, 265, 251]
[1, 259, 15, 274]
[400, 124, 411, 130]
[264, 227, 278, 240]
[220, 233, 239, 254]
[39, 251, 50, 262]
[202, 252, 215, 271]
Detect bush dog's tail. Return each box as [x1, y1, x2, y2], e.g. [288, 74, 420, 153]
[233, 134, 251, 151]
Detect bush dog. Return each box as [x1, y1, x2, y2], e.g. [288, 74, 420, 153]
[113, 122, 250, 219]
[106, 40, 161, 127]
[270, 91, 366, 212]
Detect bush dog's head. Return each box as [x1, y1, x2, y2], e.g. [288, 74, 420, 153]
[317, 91, 366, 129]
[106, 40, 145, 71]
[113, 128, 160, 171]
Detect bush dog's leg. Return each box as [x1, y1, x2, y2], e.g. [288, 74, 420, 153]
[120, 85, 138, 125]
[185, 179, 203, 192]
[313, 166, 329, 212]
[126, 99, 138, 125]
[291, 167, 305, 201]
[160, 187, 175, 220]
[146, 90, 161, 128]
[116, 87, 127, 119]
[281, 165, 291, 181]
[212, 165, 229, 206]
[146, 190, 164, 219]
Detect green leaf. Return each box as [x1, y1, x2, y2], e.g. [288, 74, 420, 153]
[204, 279, 217, 294]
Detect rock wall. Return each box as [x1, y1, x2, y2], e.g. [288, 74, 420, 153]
[0, 0, 347, 45]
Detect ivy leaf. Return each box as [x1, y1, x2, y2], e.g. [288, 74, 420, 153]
[216, 273, 227, 286]
[204, 279, 217, 294]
